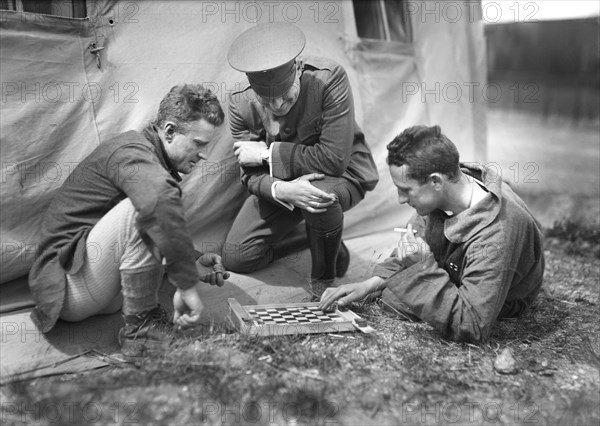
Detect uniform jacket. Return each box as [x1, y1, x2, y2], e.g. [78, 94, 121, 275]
[373, 163, 545, 342]
[28, 126, 200, 333]
[228, 55, 379, 202]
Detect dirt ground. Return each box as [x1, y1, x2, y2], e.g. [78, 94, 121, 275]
[1, 228, 598, 426]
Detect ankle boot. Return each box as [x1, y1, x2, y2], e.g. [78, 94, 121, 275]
[119, 305, 175, 359]
[118, 266, 173, 358]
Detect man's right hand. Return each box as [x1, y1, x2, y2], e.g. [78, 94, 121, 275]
[318, 277, 385, 311]
[398, 223, 431, 267]
[275, 173, 337, 213]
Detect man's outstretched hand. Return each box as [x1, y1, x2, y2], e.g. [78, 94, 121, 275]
[318, 277, 385, 311]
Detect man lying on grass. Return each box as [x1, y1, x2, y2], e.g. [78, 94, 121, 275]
[319, 125, 545, 342]
[29, 84, 229, 358]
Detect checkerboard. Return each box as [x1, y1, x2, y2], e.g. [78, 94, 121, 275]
[248, 305, 345, 325]
[228, 298, 372, 336]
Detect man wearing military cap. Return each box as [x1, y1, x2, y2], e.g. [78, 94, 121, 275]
[223, 22, 379, 298]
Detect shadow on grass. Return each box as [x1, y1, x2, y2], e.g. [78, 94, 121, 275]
[489, 291, 568, 344]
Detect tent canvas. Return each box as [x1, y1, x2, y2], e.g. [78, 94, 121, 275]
[0, 0, 487, 380]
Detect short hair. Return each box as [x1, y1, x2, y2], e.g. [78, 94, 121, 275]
[154, 84, 224, 132]
[386, 125, 460, 183]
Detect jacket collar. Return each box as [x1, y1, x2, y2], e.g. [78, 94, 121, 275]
[443, 162, 503, 243]
[142, 124, 182, 182]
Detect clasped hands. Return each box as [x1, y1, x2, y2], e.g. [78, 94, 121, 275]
[173, 252, 230, 328]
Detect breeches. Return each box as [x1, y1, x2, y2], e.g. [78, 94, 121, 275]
[60, 198, 161, 321]
[222, 176, 364, 273]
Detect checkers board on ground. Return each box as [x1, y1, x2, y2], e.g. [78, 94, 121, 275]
[228, 298, 372, 336]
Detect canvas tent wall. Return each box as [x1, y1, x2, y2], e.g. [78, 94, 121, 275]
[0, 0, 487, 290]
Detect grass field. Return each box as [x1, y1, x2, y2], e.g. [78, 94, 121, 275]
[1, 223, 599, 426]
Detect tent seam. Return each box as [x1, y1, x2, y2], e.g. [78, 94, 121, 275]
[79, 23, 102, 148]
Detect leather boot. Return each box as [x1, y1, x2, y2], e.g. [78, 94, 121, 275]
[118, 305, 175, 359]
[306, 223, 343, 301]
[336, 241, 350, 277]
[118, 267, 174, 359]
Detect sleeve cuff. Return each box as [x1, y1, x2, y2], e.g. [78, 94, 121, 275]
[268, 143, 274, 177]
[271, 181, 295, 211]
[373, 264, 399, 279]
[270, 141, 295, 180]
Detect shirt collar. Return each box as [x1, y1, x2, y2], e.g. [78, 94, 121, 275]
[443, 163, 503, 243]
[142, 124, 182, 183]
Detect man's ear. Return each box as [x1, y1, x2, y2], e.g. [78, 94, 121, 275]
[163, 122, 176, 142]
[429, 173, 444, 190]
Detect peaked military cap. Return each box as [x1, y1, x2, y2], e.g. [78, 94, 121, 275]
[228, 22, 306, 99]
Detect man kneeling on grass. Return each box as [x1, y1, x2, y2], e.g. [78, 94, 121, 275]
[319, 125, 545, 342]
[29, 84, 229, 358]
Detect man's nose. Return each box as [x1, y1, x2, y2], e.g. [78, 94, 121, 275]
[397, 194, 408, 204]
[270, 97, 285, 110]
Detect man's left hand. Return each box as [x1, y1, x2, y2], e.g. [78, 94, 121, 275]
[233, 141, 268, 167]
[197, 253, 230, 286]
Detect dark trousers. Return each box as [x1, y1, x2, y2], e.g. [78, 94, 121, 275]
[223, 176, 364, 274]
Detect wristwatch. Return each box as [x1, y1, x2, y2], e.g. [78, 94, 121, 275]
[261, 149, 269, 167]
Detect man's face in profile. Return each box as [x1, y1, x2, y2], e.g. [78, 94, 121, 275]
[390, 164, 441, 216]
[165, 119, 216, 174]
